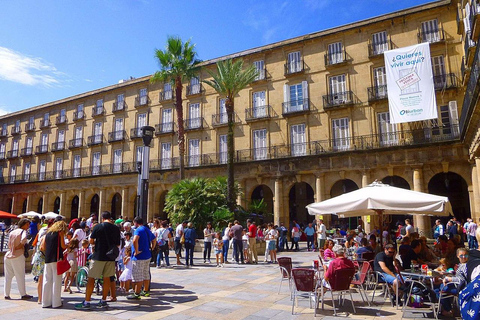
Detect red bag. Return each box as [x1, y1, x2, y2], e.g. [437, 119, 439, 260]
[56, 234, 70, 275]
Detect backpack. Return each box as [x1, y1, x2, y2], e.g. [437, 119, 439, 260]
[400, 226, 406, 236]
[157, 229, 167, 247]
[459, 275, 480, 319]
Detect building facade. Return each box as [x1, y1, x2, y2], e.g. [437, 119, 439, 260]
[0, 0, 473, 235]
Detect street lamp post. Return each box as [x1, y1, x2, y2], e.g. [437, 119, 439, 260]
[136, 126, 155, 222]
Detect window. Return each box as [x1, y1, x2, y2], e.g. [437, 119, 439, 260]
[41, 133, 48, 152]
[434, 102, 459, 137]
[163, 83, 172, 100]
[332, 118, 350, 151]
[189, 103, 201, 129]
[372, 31, 388, 55]
[290, 124, 306, 156]
[10, 165, 16, 183]
[377, 112, 398, 146]
[24, 162, 30, 181]
[139, 88, 148, 105]
[77, 104, 84, 118]
[43, 113, 50, 127]
[252, 91, 267, 118]
[74, 126, 83, 146]
[28, 116, 34, 130]
[55, 158, 63, 179]
[254, 60, 265, 80]
[116, 94, 125, 110]
[287, 51, 302, 73]
[114, 118, 123, 140]
[219, 135, 227, 164]
[57, 130, 65, 149]
[92, 152, 101, 175]
[161, 142, 172, 169]
[39, 160, 46, 181]
[136, 146, 144, 163]
[190, 77, 200, 95]
[219, 99, 227, 124]
[162, 108, 173, 132]
[432, 55, 446, 89]
[136, 113, 147, 136]
[94, 122, 102, 143]
[26, 137, 33, 155]
[59, 109, 66, 123]
[328, 42, 344, 64]
[329, 74, 347, 104]
[421, 19, 440, 43]
[12, 140, 19, 157]
[283, 81, 308, 113]
[0, 143, 5, 158]
[73, 155, 81, 177]
[1, 123, 6, 135]
[373, 67, 387, 98]
[253, 129, 267, 160]
[14, 120, 20, 133]
[95, 99, 104, 114]
[113, 149, 122, 173]
[188, 139, 200, 166]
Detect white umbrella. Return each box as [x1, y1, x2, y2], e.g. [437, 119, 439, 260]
[307, 180, 452, 218]
[42, 212, 64, 220]
[18, 211, 42, 218]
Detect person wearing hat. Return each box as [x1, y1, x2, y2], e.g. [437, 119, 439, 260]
[323, 244, 355, 289]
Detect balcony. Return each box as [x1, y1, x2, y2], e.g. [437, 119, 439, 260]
[56, 115, 67, 125]
[150, 157, 180, 170]
[11, 126, 21, 135]
[433, 73, 458, 91]
[69, 138, 83, 149]
[92, 106, 105, 117]
[0, 152, 5, 160]
[135, 95, 149, 108]
[35, 145, 48, 154]
[87, 134, 104, 146]
[325, 50, 347, 67]
[155, 122, 175, 135]
[73, 111, 84, 121]
[211, 112, 241, 127]
[323, 91, 355, 110]
[51, 141, 65, 152]
[245, 105, 274, 122]
[20, 147, 33, 157]
[159, 90, 174, 102]
[465, 31, 476, 65]
[367, 85, 388, 102]
[108, 130, 126, 142]
[185, 117, 206, 131]
[6, 150, 19, 159]
[0, 129, 7, 138]
[186, 84, 203, 96]
[417, 28, 445, 44]
[282, 99, 310, 116]
[40, 119, 50, 129]
[186, 154, 213, 167]
[368, 40, 392, 58]
[25, 123, 35, 132]
[130, 127, 143, 139]
[112, 101, 126, 112]
[284, 60, 305, 76]
[253, 68, 267, 82]
[471, 1, 480, 40]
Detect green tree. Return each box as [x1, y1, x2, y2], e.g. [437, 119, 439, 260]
[151, 36, 201, 179]
[203, 59, 258, 211]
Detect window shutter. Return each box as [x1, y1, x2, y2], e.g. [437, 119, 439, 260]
[448, 101, 459, 125]
[283, 84, 289, 103]
[302, 81, 308, 101]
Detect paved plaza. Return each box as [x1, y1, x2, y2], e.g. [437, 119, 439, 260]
[0, 247, 459, 320]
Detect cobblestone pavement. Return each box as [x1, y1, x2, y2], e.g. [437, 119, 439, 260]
[0, 247, 459, 319]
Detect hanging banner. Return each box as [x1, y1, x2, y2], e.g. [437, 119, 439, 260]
[384, 42, 437, 124]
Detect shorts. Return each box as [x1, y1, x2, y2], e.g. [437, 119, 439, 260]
[69, 259, 78, 273]
[214, 249, 222, 255]
[267, 240, 276, 251]
[174, 240, 183, 255]
[88, 260, 116, 279]
[132, 259, 151, 282]
[380, 272, 398, 284]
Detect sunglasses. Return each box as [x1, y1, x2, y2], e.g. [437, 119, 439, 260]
[459, 254, 469, 258]
[387, 251, 395, 254]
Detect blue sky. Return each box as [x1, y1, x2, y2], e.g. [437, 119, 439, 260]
[0, 0, 433, 114]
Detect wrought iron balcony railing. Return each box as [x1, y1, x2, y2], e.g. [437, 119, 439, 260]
[40, 119, 50, 129]
[11, 126, 21, 135]
[367, 85, 388, 102]
[0, 129, 7, 138]
[87, 134, 104, 146]
[284, 60, 305, 75]
[35, 145, 48, 154]
[282, 99, 310, 115]
[417, 28, 445, 44]
[155, 122, 175, 135]
[0, 152, 5, 160]
[186, 84, 203, 96]
[185, 117, 205, 131]
[6, 150, 19, 159]
[325, 50, 347, 66]
[433, 73, 458, 91]
[51, 141, 65, 152]
[130, 127, 143, 139]
[73, 111, 85, 121]
[135, 95, 149, 107]
[159, 90, 174, 102]
[245, 105, 274, 121]
[253, 67, 267, 81]
[56, 116, 67, 125]
[20, 147, 33, 157]
[368, 40, 392, 57]
[112, 101, 126, 112]
[323, 91, 355, 109]
[92, 106, 105, 117]
[211, 112, 241, 127]
[69, 138, 83, 149]
[25, 123, 35, 132]
[108, 130, 126, 142]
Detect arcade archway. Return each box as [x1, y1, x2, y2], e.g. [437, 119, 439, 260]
[111, 193, 122, 220]
[288, 182, 314, 226]
[250, 184, 274, 223]
[90, 194, 99, 216]
[37, 198, 43, 214]
[330, 179, 359, 229]
[158, 191, 168, 220]
[71, 196, 79, 220]
[428, 172, 470, 222]
[53, 197, 60, 214]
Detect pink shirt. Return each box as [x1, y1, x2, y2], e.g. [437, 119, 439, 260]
[323, 248, 335, 260]
[6, 228, 27, 259]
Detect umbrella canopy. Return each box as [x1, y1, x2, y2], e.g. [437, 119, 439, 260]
[307, 181, 452, 218]
[18, 211, 42, 218]
[42, 212, 64, 220]
[0, 210, 19, 219]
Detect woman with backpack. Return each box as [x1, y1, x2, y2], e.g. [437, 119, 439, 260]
[155, 220, 171, 268]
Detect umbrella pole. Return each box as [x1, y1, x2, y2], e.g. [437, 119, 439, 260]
[375, 209, 384, 251]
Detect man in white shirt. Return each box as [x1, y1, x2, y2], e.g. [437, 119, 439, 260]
[174, 221, 187, 265]
[317, 219, 327, 249]
[468, 219, 478, 249]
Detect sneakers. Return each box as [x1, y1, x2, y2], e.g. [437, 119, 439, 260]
[140, 291, 150, 297]
[126, 293, 141, 300]
[208, 259, 211, 264]
[96, 300, 108, 308]
[21, 294, 33, 300]
[74, 301, 91, 310]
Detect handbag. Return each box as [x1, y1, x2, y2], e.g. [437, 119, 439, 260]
[104, 223, 120, 261]
[22, 230, 30, 258]
[56, 234, 70, 275]
[180, 234, 185, 244]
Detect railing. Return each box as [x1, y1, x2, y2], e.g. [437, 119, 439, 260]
[253, 68, 267, 81]
[35, 145, 48, 154]
[433, 73, 458, 91]
[108, 130, 126, 142]
[323, 91, 355, 109]
[92, 106, 104, 117]
[282, 98, 310, 115]
[460, 31, 480, 137]
[0, 129, 7, 137]
[462, 56, 467, 82]
[112, 101, 126, 112]
[20, 147, 33, 156]
[6, 150, 19, 159]
[186, 154, 213, 167]
[417, 28, 445, 44]
[470, 1, 480, 34]
[69, 138, 83, 149]
[367, 85, 388, 101]
[25, 123, 35, 132]
[135, 95, 149, 107]
[211, 112, 241, 127]
[87, 134, 103, 146]
[368, 40, 392, 57]
[325, 50, 347, 66]
[159, 90, 174, 101]
[185, 117, 205, 130]
[186, 84, 202, 96]
[11, 126, 21, 135]
[0, 152, 5, 160]
[40, 119, 50, 129]
[150, 157, 180, 170]
[130, 127, 143, 139]
[51, 142, 65, 152]
[245, 105, 273, 121]
[284, 60, 305, 75]
[465, 31, 476, 63]
[155, 122, 175, 135]
[73, 111, 84, 121]
[56, 116, 67, 125]
[457, 5, 464, 34]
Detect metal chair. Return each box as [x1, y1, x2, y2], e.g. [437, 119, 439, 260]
[321, 268, 357, 316]
[351, 261, 372, 306]
[278, 257, 293, 298]
[437, 280, 460, 319]
[291, 268, 321, 316]
[371, 271, 395, 306]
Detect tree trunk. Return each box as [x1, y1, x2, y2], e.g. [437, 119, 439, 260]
[226, 97, 236, 212]
[175, 76, 185, 180]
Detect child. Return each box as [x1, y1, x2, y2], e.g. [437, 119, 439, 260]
[65, 230, 73, 246]
[124, 232, 132, 249]
[77, 239, 90, 268]
[119, 246, 133, 293]
[64, 238, 79, 293]
[266, 223, 278, 263]
[242, 229, 249, 263]
[213, 233, 224, 267]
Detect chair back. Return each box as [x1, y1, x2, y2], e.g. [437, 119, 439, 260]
[394, 264, 406, 285]
[291, 268, 315, 293]
[362, 251, 375, 261]
[357, 261, 371, 283]
[330, 268, 356, 291]
[278, 257, 292, 277]
[319, 249, 325, 259]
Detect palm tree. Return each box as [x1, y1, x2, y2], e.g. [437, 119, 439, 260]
[203, 59, 258, 211]
[151, 36, 201, 180]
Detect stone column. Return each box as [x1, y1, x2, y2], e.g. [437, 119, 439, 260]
[26, 194, 33, 212]
[147, 187, 154, 222]
[412, 167, 431, 237]
[362, 171, 373, 234]
[99, 189, 105, 214]
[315, 174, 330, 228]
[60, 192, 67, 219]
[121, 188, 129, 220]
[42, 192, 49, 214]
[274, 178, 283, 226]
[78, 190, 85, 219]
[237, 179, 245, 208]
[474, 158, 480, 223]
[10, 195, 16, 214]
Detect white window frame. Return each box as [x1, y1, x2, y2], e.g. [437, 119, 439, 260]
[372, 31, 388, 55]
[57, 130, 65, 149]
[328, 42, 343, 64]
[162, 108, 173, 132]
[190, 77, 200, 95]
[219, 99, 227, 124]
[116, 94, 125, 110]
[10, 164, 16, 183]
[139, 88, 148, 105]
[287, 51, 301, 73]
[24, 162, 30, 181]
[254, 60, 265, 80]
[161, 142, 172, 169]
[39, 160, 46, 181]
[329, 74, 347, 105]
[377, 112, 398, 147]
[73, 155, 81, 177]
[219, 134, 227, 164]
[55, 157, 63, 179]
[40, 134, 48, 152]
[373, 67, 387, 98]
[253, 129, 267, 160]
[43, 113, 50, 127]
[290, 124, 306, 156]
[163, 83, 172, 100]
[252, 91, 267, 118]
[188, 139, 200, 167]
[113, 149, 122, 173]
[189, 103, 201, 129]
[114, 118, 123, 140]
[421, 19, 440, 43]
[94, 122, 102, 143]
[92, 152, 101, 175]
[332, 118, 350, 151]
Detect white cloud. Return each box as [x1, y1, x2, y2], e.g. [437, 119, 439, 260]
[0, 47, 63, 87]
[0, 107, 10, 116]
